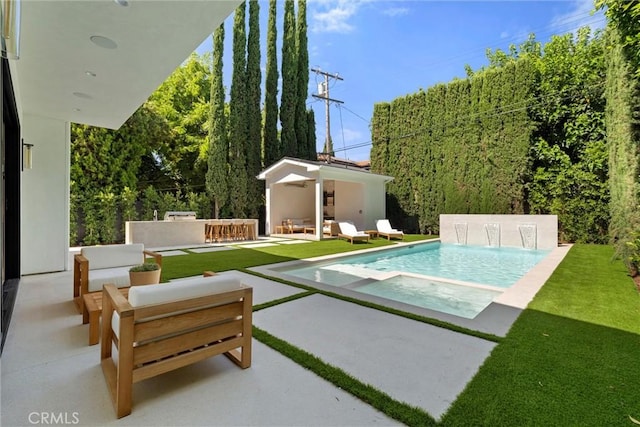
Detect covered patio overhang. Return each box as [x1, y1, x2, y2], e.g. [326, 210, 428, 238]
[257, 157, 394, 240]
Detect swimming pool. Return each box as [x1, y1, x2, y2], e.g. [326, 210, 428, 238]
[277, 242, 550, 319]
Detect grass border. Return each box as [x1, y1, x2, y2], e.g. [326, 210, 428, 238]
[253, 326, 437, 427]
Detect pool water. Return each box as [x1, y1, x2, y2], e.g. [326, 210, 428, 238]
[280, 242, 550, 319]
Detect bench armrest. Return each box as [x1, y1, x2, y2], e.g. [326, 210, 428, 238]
[143, 249, 163, 268]
[73, 254, 89, 301]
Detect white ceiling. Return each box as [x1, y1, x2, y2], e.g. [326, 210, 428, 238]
[13, 0, 241, 129]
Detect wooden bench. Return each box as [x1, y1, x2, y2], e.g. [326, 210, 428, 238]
[100, 275, 252, 418]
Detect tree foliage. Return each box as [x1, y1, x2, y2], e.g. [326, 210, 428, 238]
[605, 27, 640, 269]
[228, 1, 249, 217]
[280, 0, 298, 157]
[206, 25, 229, 219]
[295, 0, 310, 160]
[371, 29, 611, 243]
[263, 0, 280, 167]
[149, 53, 211, 191]
[246, 0, 263, 217]
[597, 0, 640, 77]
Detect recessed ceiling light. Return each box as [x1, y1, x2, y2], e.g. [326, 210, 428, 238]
[85, 71, 96, 77]
[73, 92, 92, 100]
[90, 35, 117, 49]
[114, 0, 129, 6]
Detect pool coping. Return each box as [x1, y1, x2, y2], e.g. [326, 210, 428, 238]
[250, 240, 573, 337]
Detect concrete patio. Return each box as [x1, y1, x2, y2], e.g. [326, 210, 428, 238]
[2, 264, 501, 426]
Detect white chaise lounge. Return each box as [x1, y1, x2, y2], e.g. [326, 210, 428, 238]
[376, 219, 404, 240]
[338, 222, 369, 244]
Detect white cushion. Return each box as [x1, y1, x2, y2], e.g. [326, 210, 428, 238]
[88, 266, 133, 292]
[376, 219, 403, 234]
[339, 222, 367, 236]
[128, 276, 244, 308]
[111, 275, 246, 338]
[81, 244, 145, 270]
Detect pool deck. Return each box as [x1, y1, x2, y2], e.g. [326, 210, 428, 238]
[2, 239, 570, 425]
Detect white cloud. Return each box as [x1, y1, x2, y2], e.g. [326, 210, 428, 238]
[382, 6, 409, 17]
[310, 0, 373, 34]
[550, 0, 606, 35]
[500, 31, 509, 39]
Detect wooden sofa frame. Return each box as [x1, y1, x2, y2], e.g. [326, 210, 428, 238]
[100, 282, 253, 418]
[73, 247, 162, 314]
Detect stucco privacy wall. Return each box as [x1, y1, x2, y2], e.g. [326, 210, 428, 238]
[439, 214, 558, 250]
[21, 114, 70, 274]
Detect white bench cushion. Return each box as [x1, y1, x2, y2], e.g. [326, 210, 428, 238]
[112, 276, 246, 338]
[88, 266, 133, 292]
[81, 243, 145, 270]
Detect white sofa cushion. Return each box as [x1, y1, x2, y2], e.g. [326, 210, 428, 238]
[81, 243, 145, 270]
[129, 275, 244, 308]
[376, 219, 403, 234]
[111, 275, 245, 338]
[88, 266, 133, 292]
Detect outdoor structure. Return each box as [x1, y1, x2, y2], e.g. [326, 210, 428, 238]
[440, 214, 558, 250]
[257, 157, 394, 240]
[1, 0, 241, 352]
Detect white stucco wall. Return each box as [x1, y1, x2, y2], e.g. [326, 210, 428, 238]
[335, 181, 365, 229]
[21, 114, 70, 274]
[269, 183, 315, 232]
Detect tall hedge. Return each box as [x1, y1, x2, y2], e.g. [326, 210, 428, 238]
[371, 30, 610, 243]
[371, 60, 536, 234]
[605, 28, 640, 264]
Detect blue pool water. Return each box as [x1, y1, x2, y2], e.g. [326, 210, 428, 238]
[279, 242, 550, 318]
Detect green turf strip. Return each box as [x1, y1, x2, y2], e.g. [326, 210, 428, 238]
[253, 326, 437, 427]
[440, 244, 640, 426]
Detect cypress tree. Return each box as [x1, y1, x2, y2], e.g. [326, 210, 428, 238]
[306, 109, 316, 159]
[295, 0, 309, 159]
[280, 0, 298, 157]
[205, 25, 228, 219]
[228, 1, 248, 217]
[246, 0, 262, 217]
[263, 0, 279, 166]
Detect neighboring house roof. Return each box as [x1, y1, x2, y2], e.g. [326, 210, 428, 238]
[257, 157, 393, 182]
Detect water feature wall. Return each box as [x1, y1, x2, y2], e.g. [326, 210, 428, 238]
[441, 215, 557, 250]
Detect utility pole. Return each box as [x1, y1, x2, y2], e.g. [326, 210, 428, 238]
[311, 68, 343, 161]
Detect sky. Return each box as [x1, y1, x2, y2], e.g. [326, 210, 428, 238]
[196, 0, 606, 161]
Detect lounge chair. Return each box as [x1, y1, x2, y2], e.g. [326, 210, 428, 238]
[376, 219, 404, 240]
[338, 222, 369, 244]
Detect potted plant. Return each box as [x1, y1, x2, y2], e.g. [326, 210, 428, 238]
[129, 263, 161, 286]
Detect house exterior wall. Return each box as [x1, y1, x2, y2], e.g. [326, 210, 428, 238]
[363, 180, 387, 230]
[335, 181, 365, 229]
[21, 114, 70, 274]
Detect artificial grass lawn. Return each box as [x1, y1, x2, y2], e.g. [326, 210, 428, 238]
[440, 244, 640, 426]
[160, 234, 433, 281]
